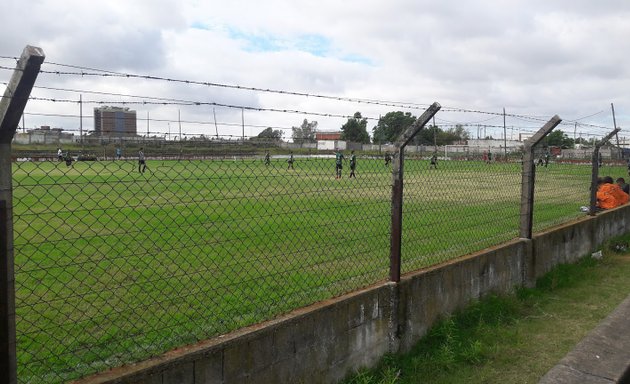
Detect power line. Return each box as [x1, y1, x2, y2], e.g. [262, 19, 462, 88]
[34, 61, 597, 124]
[18, 95, 381, 121]
[23, 111, 298, 132]
[4, 59, 620, 134]
[37, 62, 430, 111]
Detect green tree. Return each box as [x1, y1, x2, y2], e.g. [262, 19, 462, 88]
[415, 125, 440, 146]
[292, 119, 318, 144]
[341, 112, 370, 143]
[372, 111, 417, 144]
[448, 124, 469, 142]
[253, 127, 283, 142]
[412, 124, 468, 146]
[545, 130, 574, 148]
[438, 124, 470, 145]
[575, 137, 590, 146]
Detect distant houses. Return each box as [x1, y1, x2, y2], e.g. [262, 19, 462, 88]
[13, 126, 74, 145]
[315, 131, 345, 150]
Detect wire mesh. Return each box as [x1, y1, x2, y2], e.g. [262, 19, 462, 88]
[11, 144, 391, 383]
[9, 138, 625, 383]
[4, 56, 625, 383]
[531, 144, 593, 231]
[400, 147, 522, 273]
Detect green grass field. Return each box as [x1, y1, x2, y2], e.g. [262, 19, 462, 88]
[10, 156, 621, 383]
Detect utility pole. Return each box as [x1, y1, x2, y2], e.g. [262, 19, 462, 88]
[241, 108, 245, 141]
[432, 116, 437, 152]
[146, 111, 149, 136]
[612, 103, 621, 157]
[79, 94, 83, 145]
[503, 108, 507, 160]
[178, 109, 182, 141]
[213, 108, 219, 139]
[178, 109, 183, 159]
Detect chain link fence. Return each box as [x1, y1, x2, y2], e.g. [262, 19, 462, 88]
[401, 151, 522, 273]
[532, 143, 592, 232]
[12, 144, 393, 383]
[2, 51, 626, 383]
[9, 135, 628, 383]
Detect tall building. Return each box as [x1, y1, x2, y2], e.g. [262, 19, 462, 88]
[93, 106, 137, 136]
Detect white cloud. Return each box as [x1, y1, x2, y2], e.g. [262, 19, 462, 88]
[2, 0, 630, 140]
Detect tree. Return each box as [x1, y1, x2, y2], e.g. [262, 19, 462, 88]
[448, 124, 469, 142]
[372, 111, 417, 144]
[415, 125, 440, 146]
[574, 137, 590, 146]
[412, 124, 468, 146]
[292, 119, 318, 144]
[341, 112, 370, 144]
[544, 130, 574, 148]
[439, 124, 469, 145]
[252, 127, 283, 142]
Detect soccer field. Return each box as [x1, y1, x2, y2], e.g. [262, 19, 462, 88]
[10, 156, 609, 382]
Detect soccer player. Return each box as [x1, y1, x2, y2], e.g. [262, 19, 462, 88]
[287, 152, 294, 170]
[430, 153, 438, 169]
[138, 147, 148, 173]
[335, 150, 345, 179]
[57, 148, 63, 161]
[384, 152, 391, 167]
[115, 147, 122, 160]
[616, 177, 630, 194]
[264, 151, 270, 166]
[544, 151, 550, 167]
[349, 151, 356, 178]
[64, 151, 73, 167]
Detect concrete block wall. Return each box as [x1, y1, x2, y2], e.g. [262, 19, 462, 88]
[397, 239, 527, 352]
[76, 205, 630, 384]
[79, 285, 393, 384]
[532, 217, 594, 279]
[532, 204, 629, 280]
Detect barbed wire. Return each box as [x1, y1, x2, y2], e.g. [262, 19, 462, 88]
[36, 65, 430, 111]
[33, 61, 616, 126]
[2, 59, 618, 135]
[20, 95, 381, 121]
[16, 106, 612, 141]
[22, 85, 616, 135]
[23, 112, 298, 132]
[17, 111, 612, 142]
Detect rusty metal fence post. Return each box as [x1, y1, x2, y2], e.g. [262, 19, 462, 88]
[389, 102, 441, 282]
[0, 45, 45, 384]
[519, 116, 562, 239]
[588, 128, 621, 215]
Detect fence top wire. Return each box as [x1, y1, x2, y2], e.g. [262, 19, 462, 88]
[2, 56, 620, 144]
[2, 58, 615, 131]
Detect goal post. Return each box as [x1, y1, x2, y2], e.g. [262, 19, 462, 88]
[444, 145, 473, 160]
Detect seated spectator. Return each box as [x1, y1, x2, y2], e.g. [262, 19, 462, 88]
[616, 177, 630, 194]
[597, 176, 629, 209]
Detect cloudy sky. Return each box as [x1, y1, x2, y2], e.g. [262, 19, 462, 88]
[1, 0, 630, 141]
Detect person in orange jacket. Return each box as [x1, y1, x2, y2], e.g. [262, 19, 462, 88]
[597, 176, 629, 209]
